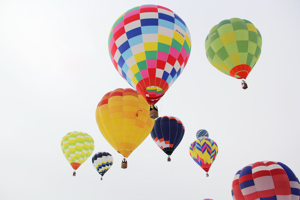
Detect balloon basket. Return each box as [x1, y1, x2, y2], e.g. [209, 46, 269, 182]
[167, 156, 171, 162]
[150, 105, 158, 119]
[241, 80, 248, 90]
[206, 172, 209, 177]
[73, 171, 76, 176]
[121, 158, 127, 169]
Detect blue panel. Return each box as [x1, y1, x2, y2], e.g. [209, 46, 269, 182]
[162, 71, 169, 81]
[175, 19, 187, 33]
[122, 62, 129, 73]
[158, 13, 174, 23]
[126, 27, 142, 39]
[141, 26, 158, 34]
[166, 75, 172, 84]
[161, 117, 171, 141]
[118, 56, 125, 67]
[170, 68, 176, 77]
[239, 180, 255, 190]
[158, 19, 174, 30]
[122, 49, 133, 61]
[118, 41, 130, 54]
[128, 35, 143, 46]
[141, 18, 158, 26]
[122, 71, 127, 80]
[260, 196, 277, 200]
[174, 14, 186, 26]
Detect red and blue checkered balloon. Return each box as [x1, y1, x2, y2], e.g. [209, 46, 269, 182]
[232, 161, 300, 199]
[108, 5, 191, 105]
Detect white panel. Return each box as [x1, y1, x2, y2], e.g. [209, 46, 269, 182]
[140, 12, 158, 19]
[124, 20, 141, 32]
[115, 34, 128, 47]
[158, 26, 175, 37]
[142, 34, 158, 42]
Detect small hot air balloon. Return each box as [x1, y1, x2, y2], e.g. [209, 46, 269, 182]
[108, 5, 191, 105]
[92, 152, 113, 180]
[232, 161, 300, 200]
[95, 88, 154, 168]
[205, 18, 262, 89]
[196, 129, 209, 139]
[189, 133, 218, 177]
[203, 199, 213, 200]
[61, 131, 94, 176]
[151, 116, 184, 161]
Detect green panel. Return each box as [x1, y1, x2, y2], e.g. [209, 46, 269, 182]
[145, 51, 157, 59]
[137, 60, 148, 70]
[158, 42, 171, 53]
[254, 46, 261, 58]
[239, 52, 248, 64]
[232, 21, 247, 30]
[224, 42, 238, 55]
[230, 18, 244, 23]
[206, 47, 216, 60]
[210, 38, 223, 52]
[223, 56, 235, 69]
[237, 41, 248, 52]
[243, 19, 252, 24]
[218, 19, 231, 28]
[209, 25, 218, 35]
[234, 30, 249, 41]
[209, 30, 220, 43]
[183, 41, 190, 54]
[218, 24, 234, 36]
[246, 53, 254, 66]
[212, 54, 223, 66]
[249, 31, 258, 43]
[135, 72, 143, 82]
[257, 33, 262, 48]
[171, 39, 183, 52]
[248, 41, 257, 55]
[216, 46, 229, 61]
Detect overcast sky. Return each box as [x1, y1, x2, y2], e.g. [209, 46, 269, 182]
[1, 0, 300, 199]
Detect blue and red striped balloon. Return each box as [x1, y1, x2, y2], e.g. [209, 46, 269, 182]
[232, 161, 300, 199]
[151, 116, 184, 161]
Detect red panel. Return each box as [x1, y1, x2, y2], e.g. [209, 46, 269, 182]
[124, 14, 140, 25]
[113, 27, 125, 41]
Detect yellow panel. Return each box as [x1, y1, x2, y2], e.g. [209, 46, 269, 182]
[173, 31, 184, 45]
[144, 42, 158, 51]
[220, 31, 236, 46]
[131, 76, 138, 85]
[185, 34, 191, 48]
[134, 52, 146, 63]
[229, 53, 241, 66]
[158, 34, 172, 45]
[246, 23, 258, 33]
[130, 64, 140, 74]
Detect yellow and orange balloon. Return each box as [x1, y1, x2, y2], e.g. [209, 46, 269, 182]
[96, 88, 154, 167]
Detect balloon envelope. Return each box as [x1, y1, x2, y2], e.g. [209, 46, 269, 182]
[205, 18, 262, 80]
[96, 88, 154, 158]
[189, 138, 218, 173]
[151, 116, 184, 159]
[232, 161, 300, 200]
[108, 5, 191, 104]
[61, 131, 94, 170]
[92, 152, 113, 178]
[196, 129, 209, 139]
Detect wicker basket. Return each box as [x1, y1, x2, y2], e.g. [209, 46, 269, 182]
[121, 158, 127, 169]
[150, 109, 158, 119]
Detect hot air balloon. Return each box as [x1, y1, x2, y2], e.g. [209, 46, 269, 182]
[108, 5, 191, 106]
[205, 18, 262, 89]
[232, 161, 300, 200]
[95, 88, 154, 168]
[203, 199, 213, 200]
[92, 152, 113, 180]
[61, 131, 94, 176]
[151, 116, 184, 161]
[196, 129, 209, 139]
[189, 133, 218, 177]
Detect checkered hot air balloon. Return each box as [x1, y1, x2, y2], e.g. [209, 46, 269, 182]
[92, 152, 113, 180]
[61, 131, 94, 176]
[205, 18, 262, 89]
[95, 88, 154, 168]
[203, 199, 213, 200]
[189, 137, 218, 177]
[108, 5, 191, 105]
[232, 161, 300, 200]
[151, 116, 185, 161]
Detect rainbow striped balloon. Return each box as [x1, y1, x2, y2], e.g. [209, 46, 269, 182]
[232, 161, 300, 200]
[108, 5, 191, 104]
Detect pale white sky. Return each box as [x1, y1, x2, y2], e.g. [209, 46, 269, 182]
[1, 0, 300, 199]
